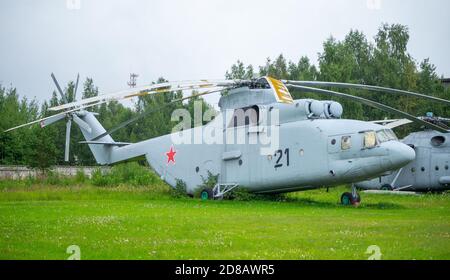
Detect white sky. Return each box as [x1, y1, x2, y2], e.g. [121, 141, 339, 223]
[0, 0, 449, 108]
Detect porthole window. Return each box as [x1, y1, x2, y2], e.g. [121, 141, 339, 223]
[431, 136, 445, 147]
[195, 166, 199, 173]
[445, 165, 449, 170]
[341, 136, 352, 150]
[331, 139, 336, 145]
[299, 149, 304, 156]
[239, 159, 243, 166]
[421, 167, 425, 172]
[435, 166, 439, 171]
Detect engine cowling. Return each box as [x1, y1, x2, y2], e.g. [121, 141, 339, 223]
[307, 100, 343, 119]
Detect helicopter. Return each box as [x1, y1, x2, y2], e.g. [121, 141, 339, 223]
[5, 75, 450, 205]
[356, 113, 450, 192]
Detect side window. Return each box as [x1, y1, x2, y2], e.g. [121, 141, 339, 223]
[363, 131, 377, 149]
[341, 136, 351, 150]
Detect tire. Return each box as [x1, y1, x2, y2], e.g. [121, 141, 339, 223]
[341, 192, 353, 205]
[341, 192, 361, 206]
[380, 184, 393, 191]
[200, 188, 213, 201]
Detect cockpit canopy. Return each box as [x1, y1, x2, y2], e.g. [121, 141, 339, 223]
[362, 129, 398, 149]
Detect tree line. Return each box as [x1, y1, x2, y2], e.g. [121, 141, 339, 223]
[0, 23, 448, 168]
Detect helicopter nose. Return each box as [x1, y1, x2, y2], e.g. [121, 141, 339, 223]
[382, 141, 415, 169]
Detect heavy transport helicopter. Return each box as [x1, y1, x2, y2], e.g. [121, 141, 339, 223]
[5, 75, 450, 205]
[356, 113, 450, 192]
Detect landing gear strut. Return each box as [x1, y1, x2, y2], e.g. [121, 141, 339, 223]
[341, 184, 361, 206]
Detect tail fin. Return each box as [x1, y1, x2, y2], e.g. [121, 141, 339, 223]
[4, 73, 131, 165]
[76, 111, 117, 165]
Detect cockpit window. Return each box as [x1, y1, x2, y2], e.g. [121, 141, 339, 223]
[363, 131, 377, 149]
[376, 129, 398, 143]
[386, 129, 398, 140]
[376, 130, 389, 143]
[341, 136, 351, 150]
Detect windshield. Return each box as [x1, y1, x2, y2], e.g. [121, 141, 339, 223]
[376, 129, 398, 143]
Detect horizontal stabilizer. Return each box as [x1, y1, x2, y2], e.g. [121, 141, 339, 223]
[79, 141, 130, 146]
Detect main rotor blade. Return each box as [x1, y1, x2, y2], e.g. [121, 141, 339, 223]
[65, 119, 72, 162]
[51, 73, 68, 104]
[40, 114, 66, 128]
[91, 88, 225, 141]
[73, 114, 92, 133]
[49, 80, 239, 111]
[372, 119, 414, 129]
[73, 73, 80, 101]
[4, 101, 108, 133]
[4, 110, 68, 132]
[283, 80, 450, 106]
[265, 77, 294, 104]
[286, 84, 449, 133]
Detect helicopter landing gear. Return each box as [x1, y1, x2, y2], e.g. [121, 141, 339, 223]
[380, 184, 393, 191]
[200, 188, 213, 201]
[341, 184, 361, 206]
[212, 183, 238, 200]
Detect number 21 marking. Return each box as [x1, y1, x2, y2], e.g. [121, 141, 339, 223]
[274, 148, 289, 168]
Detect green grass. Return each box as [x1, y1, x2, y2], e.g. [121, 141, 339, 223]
[0, 181, 449, 260]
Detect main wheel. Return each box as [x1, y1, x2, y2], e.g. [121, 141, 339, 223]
[200, 188, 213, 201]
[380, 184, 393, 191]
[341, 192, 361, 206]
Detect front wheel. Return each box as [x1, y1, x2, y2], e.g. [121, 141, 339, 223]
[341, 192, 361, 206]
[200, 188, 213, 201]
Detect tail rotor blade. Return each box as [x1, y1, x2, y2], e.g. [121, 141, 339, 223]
[73, 73, 80, 101]
[65, 119, 72, 162]
[51, 73, 68, 103]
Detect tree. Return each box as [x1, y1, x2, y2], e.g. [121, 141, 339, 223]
[226, 60, 254, 80]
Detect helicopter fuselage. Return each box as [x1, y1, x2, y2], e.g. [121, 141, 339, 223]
[77, 87, 415, 195]
[356, 130, 450, 192]
[132, 116, 414, 194]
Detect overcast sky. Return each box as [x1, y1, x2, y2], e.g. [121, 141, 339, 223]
[0, 0, 449, 108]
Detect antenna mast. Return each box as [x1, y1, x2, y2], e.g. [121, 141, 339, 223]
[127, 73, 139, 88]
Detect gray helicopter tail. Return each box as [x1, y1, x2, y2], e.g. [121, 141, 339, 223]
[75, 111, 118, 165]
[3, 73, 133, 165]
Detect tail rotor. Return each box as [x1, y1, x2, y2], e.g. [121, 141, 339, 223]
[49, 73, 92, 162]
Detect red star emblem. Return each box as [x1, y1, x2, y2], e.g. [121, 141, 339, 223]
[166, 146, 176, 164]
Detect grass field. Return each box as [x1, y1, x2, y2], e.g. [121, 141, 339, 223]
[0, 181, 449, 260]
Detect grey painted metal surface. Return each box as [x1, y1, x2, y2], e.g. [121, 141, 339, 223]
[73, 87, 415, 195]
[356, 130, 450, 192]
